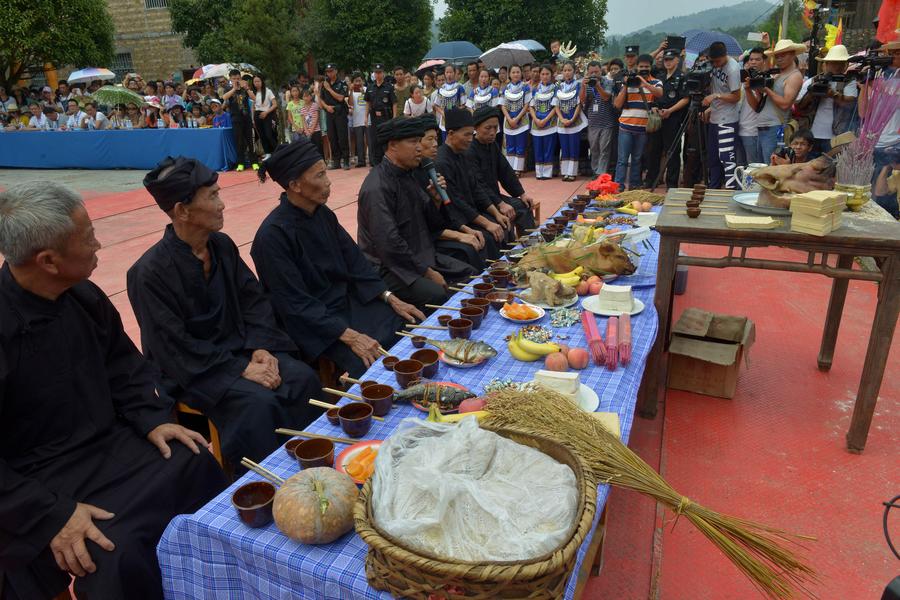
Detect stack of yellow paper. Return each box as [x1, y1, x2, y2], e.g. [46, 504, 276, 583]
[790, 190, 847, 236]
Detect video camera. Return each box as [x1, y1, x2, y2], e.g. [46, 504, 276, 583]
[808, 72, 845, 96]
[775, 145, 795, 162]
[740, 67, 777, 90]
[847, 51, 893, 81]
[684, 61, 713, 95]
[624, 68, 651, 87]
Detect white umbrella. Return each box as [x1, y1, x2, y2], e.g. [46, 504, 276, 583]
[510, 39, 547, 53]
[67, 68, 116, 84]
[480, 43, 535, 70]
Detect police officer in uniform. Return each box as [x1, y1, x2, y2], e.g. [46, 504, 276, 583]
[644, 49, 688, 189]
[364, 64, 397, 167]
[320, 63, 351, 170]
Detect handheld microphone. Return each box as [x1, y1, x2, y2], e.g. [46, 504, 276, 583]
[420, 158, 450, 205]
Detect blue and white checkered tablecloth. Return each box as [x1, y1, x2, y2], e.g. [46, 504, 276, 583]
[158, 206, 661, 600]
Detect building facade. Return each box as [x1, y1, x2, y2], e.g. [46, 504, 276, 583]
[104, 0, 197, 82]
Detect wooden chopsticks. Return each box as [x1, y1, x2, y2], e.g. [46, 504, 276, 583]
[275, 428, 362, 445]
[310, 397, 384, 421]
[404, 323, 448, 330]
[239, 458, 285, 486]
[425, 304, 461, 310]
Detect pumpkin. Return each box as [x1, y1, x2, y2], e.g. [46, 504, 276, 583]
[273, 467, 358, 544]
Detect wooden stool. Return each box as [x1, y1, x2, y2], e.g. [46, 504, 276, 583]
[315, 356, 342, 401]
[174, 403, 223, 467]
[531, 201, 541, 223]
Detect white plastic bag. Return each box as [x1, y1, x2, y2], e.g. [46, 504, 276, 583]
[370, 417, 579, 562]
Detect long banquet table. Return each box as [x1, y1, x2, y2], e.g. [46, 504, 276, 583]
[0, 128, 236, 171]
[157, 202, 661, 599]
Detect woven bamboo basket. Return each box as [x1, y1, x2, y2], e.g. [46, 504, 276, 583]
[353, 428, 597, 599]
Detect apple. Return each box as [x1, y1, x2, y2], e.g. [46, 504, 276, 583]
[589, 281, 603, 295]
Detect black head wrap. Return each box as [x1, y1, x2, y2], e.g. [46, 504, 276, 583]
[444, 108, 473, 131]
[472, 106, 501, 127]
[417, 114, 439, 133]
[258, 137, 323, 188]
[376, 117, 425, 146]
[143, 156, 218, 212]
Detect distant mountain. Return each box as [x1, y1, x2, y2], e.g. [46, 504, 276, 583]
[627, 0, 776, 36]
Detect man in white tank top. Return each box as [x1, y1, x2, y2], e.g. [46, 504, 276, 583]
[748, 39, 804, 160]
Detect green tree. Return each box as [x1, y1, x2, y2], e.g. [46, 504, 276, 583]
[0, 0, 114, 89]
[439, 0, 607, 55]
[169, 0, 236, 65]
[298, 0, 433, 71]
[224, 0, 303, 85]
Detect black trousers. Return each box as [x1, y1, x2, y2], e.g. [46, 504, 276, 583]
[320, 296, 405, 378]
[369, 121, 388, 166]
[0, 428, 226, 600]
[231, 115, 254, 166]
[292, 131, 323, 157]
[201, 352, 322, 465]
[380, 268, 448, 310]
[644, 110, 685, 188]
[352, 126, 367, 166]
[501, 196, 536, 234]
[435, 239, 486, 272]
[253, 111, 278, 154]
[325, 108, 350, 165]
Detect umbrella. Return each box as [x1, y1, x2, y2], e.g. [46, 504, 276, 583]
[423, 41, 483, 63]
[68, 68, 115, 84]
[480, 42, 535, 70]
[416, 59, 445, 74]
[509, 39, 546, 53]
[191, 64, 229, 80]
[686, 31, 743, 59]
[89, 85, 146, 107]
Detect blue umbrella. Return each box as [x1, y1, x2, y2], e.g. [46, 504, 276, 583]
[686, 31, 743, 59]
[509, 39, 547, 53]
[423, 41, 483, 63]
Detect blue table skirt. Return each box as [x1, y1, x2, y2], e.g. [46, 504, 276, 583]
[0, 128, 237, 171]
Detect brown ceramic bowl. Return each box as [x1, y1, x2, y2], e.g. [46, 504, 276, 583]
[462, 297, 491, 312]
[326, 407, 340, 426]
[338, 402, 373, 438]
[393, 359, 424, 389]
[540, 228, 556, 242]
[487, 291, 514, 311]
[562, 209, 577, 220]
[361, 383, 394, 417]
[489, 269, 510, 288]
[447, 318, 473, 339]
[382, 356, 399, 371]
[358, 380, 378, 390]
[481, 273, 494, 284]
[284, 438, 303, 458]
[232, 481, 276, 528]
[575, 193, 592, 201]
[686, 199, 701, 208]
[437, 314, 453, 326]
[294, 438, 335, 469]
[472, 282, 495, 298]
[553, 215, 569, 227]
[686, 206, 702, 218]
[410, 349, 440, 378]
[460, 306, 485, 329]
[411, 335, 426, 348]
[572, 200, 588, 213]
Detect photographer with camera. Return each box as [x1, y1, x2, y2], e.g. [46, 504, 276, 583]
[581, 60, 618, 176]
[749, 39, 805, 160]
[769, 128, 813, 165]
[701, 42, 742, 189]
[644, 49, 687, 189]
[795, 45, 857, 154]
[737, 47, 767, 166]
[613, 54, 663, 191]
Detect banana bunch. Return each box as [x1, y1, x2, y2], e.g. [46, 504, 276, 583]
[550, 265, 583, 287]
[426, 403, 488, 423]
[507, 331, 561, 361]
[616, 207, 639, 215]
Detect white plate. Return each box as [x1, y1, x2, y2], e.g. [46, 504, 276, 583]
[581, 295, 645, 317]
[733, 192, 792, 216]
[499, 303, 546, 323]
[438, 351, 487, 369]
[519, 290, 579, 309]
[576, 384, 600, 412]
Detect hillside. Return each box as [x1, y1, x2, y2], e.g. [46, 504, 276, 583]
[628, 0, 776, 35]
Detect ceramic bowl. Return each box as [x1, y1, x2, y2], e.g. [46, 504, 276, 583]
[489, 269, 510, 288]
[410, 349, 440, 378]
[462, 297, 491, 312]
[284, 438, 302, 458]
[472, 282, 495, 298]
[553, 216, 569, 227]
[361, 383, 394, 417]
[393, 359, 424, 389]
[338, 402, 373, 438]
[382, 356, 399, 371]
[447, 318, 473, 339]
[294, 438, 334, 469]
[411, 335, 426, 348]
[326, 407, 340, 426]
[562, 209, 577, 220]
[486, 291, 514, 311]
[459, 306, 485, 329]
[540, 228, 556, 242]
[232, 481, 275, 528]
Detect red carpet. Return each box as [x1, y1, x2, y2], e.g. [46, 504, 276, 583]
[61, 168, 900, 598]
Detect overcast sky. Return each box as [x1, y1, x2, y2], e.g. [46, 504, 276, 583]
[433, 0, 748, 39]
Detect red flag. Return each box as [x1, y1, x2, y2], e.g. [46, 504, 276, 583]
[877, 0, 900, 42]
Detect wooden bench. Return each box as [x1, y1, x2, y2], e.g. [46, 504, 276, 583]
[174, 403, 223, 467]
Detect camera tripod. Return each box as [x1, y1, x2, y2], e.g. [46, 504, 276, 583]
[649, 93, 708, 191]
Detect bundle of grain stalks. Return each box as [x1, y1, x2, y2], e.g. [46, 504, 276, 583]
[482, 388, 817, 599]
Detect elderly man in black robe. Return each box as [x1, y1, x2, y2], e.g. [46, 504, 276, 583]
[358, 117, 475, 308]
[466, 106, 537, 236]
[127, 157, 321, 467]
[413, 114, 486, 271]
[436, 108, 514, 260]
[251, 137, 424, 377]
[0, 181, 226, 600]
